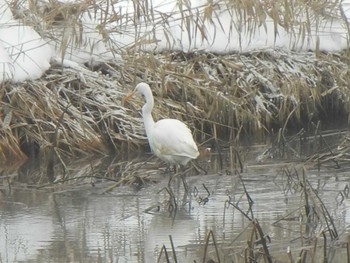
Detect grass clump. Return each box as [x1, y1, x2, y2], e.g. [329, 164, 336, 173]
[1, 0, 350, 162]
[1, 49, 350, 163]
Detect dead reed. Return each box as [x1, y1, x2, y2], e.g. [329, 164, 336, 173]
[2, 49, 350, 164]
[156, 165, 350, 262]
[2, 0, 350, 164]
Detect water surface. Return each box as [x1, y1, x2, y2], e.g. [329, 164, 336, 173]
[1, 148, 350, 262]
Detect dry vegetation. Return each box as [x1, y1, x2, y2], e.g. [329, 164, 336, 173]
[1, 0, 350, 165]
[1, 1, 350, 262]
[155, 166, 350, 262]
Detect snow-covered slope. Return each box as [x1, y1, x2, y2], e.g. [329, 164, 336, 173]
[1, 0, 350, 82]
[0, 0, 51, 82]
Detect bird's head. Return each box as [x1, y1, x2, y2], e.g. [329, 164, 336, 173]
[134, 82, 151, 96]
[124, 82, 152, 103]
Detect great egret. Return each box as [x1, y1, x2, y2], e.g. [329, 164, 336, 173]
[125, 82, 199, 166]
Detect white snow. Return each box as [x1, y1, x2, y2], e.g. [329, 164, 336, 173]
[109, 0, 350, 53]
[0, 0, 51, 82]
[1, 0, 350, 82]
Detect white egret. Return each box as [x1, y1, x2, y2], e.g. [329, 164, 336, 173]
[125, 82, 199, 166]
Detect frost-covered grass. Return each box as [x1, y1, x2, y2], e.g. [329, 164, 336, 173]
[1, 0, 350, 163]
[1, 48, 350, 164]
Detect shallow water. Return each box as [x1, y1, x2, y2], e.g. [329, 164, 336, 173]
[1, 146, 350, 262]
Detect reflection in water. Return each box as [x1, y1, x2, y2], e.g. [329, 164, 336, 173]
[0, 190, 53, 262]
[144, 210, 197, 261]
[0, 151, 350, 262]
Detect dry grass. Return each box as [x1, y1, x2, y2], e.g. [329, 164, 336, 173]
[1, 3, 350, 262]
[154, 166, 348, 262]
[1, 0, 350, 163]
[1, 49, 350, 163]
[0, 61, 147, 164]
[307, 130, 350, 168]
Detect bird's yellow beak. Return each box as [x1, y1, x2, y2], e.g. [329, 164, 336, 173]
[123, 90, 136, 104]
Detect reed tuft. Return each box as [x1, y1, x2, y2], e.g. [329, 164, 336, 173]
[1, 0, 350, 162]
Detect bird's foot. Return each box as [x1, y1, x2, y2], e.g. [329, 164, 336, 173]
[161, 185, 178, 217]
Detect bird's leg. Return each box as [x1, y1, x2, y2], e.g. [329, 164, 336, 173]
[167, 165, 191, 213]
[170, 165, 191, 194]
[180, 170, 189, 194]
[167, 188, 177, 216]
[167, 173, 173, 188]
[167, 164, 179, 188]
[167, 166, 176, 205]
[159, 186, 177, 216]
[174, 165, 190, 195]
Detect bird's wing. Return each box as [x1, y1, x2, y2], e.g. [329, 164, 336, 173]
[151, 119, 199, 159]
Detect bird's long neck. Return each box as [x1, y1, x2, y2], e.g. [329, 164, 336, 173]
[142, 93, 155, 139]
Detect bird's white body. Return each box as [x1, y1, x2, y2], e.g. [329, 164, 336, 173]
[147, 118, 199, 165]
[132, 82, 199, 166]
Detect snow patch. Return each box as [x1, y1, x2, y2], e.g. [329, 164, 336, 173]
[0, 0, 51, 82]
